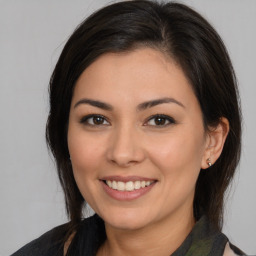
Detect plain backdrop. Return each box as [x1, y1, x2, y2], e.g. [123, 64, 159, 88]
[1, 0, 255, 255]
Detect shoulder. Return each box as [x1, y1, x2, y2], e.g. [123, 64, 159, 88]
[11, 215, 100, 256]
[66, 214, 105, 255]
[11, 223, 69, 256]
[223, 242, 247, 256]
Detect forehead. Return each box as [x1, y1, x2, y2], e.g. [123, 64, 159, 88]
[72, 48, 197, 109]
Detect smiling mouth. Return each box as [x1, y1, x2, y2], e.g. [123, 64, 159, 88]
[103, 180, 155, 192]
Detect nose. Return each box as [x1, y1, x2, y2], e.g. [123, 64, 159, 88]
[106, 125, 146, 167]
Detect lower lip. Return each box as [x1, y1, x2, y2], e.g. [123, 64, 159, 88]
[101, 181, 156, 201]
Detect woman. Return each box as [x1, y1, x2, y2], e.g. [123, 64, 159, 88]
[12, 1, 245, 255]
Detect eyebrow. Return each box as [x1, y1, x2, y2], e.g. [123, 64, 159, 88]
[74, 97, 185, 111]
[74, 98, 113, 110]
[137, 97, 185, 111]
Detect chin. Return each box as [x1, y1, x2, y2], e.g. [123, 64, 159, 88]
[101, 209, 151, 231]
[107, 219, 147, 231]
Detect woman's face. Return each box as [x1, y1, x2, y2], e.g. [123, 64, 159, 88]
[68, 48, 210, 230]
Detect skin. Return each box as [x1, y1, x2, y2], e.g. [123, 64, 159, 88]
[67, 48, 229, 256]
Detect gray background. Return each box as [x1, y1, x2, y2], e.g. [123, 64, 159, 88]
[1, 0, 255, 255]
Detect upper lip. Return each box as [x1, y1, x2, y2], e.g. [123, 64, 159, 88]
[100, 176, 156, 182]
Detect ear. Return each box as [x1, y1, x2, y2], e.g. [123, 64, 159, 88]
[201, 117, 229, 169]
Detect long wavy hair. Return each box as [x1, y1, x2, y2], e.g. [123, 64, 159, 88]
[46, 0, 241, 238]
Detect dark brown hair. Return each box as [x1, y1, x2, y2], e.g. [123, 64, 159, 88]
[46, 0, 241, 234]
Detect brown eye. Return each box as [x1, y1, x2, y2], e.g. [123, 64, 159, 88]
[154, 117, 167, 125]
[80, 115, 109, 126]
[92, 116, 105, 125]
[146, 114, 175, 127]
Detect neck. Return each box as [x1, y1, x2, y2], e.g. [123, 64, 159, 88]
[97, 209, 195, 256]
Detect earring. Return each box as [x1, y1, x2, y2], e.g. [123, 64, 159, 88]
[207, 158, 212, 167]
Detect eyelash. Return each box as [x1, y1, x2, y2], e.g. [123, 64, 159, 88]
[80, 114, 109, 126]
[145, 114, 176, 127]
[79, 114, 176, 127]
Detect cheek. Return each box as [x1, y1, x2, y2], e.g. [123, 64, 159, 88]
[147, 130, 205, 178]
[68, 130, 105, 177]
[147, 132, 205, 210]
[67, 131, 106, 206]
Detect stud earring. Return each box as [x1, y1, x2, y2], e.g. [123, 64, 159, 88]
[207, 158, 212, 167]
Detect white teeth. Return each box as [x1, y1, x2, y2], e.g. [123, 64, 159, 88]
[117, 181, 125, 191]
[126, 181, 134, 191]
[105, 180, 153, 191]
[134, 181, 141, 190]
[112, 180, 117, 189]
